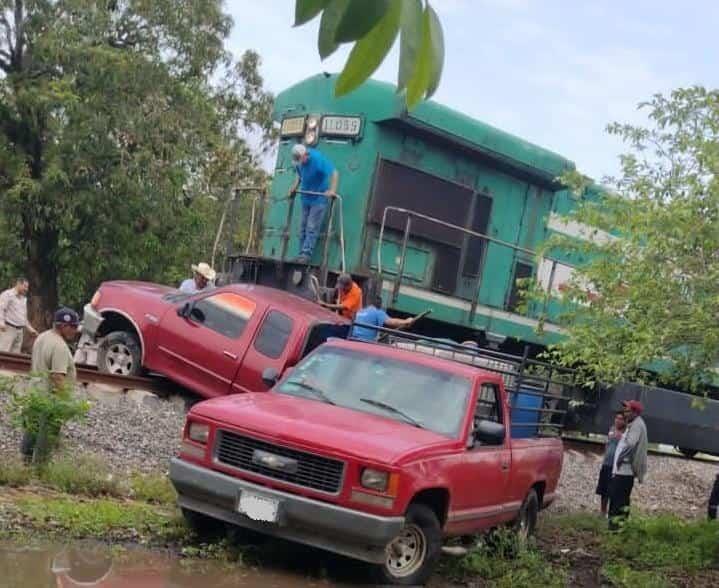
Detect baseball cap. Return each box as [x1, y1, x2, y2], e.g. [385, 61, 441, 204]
[622, 400, 644, 415]
[291, 143, 307, 162]
[54, 307, 80, 326]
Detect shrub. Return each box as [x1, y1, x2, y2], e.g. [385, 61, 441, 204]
[40, 454, 122, 497]
[129, 473, 177, 505]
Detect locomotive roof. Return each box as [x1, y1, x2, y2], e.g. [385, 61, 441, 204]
[274, 73, 576, 189]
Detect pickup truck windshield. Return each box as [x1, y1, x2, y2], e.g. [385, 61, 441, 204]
[275, 346, 471, 438]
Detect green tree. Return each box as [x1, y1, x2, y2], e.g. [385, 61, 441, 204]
[0, 0, 273, 327]
[293, 0, 444, 108]
[540, 87, 719, 392]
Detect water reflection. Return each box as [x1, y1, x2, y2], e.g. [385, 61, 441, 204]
[0, 541, 359, 588]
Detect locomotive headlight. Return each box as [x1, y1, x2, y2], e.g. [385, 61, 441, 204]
[307, 116, 319, 130]
[304, 129, 318, 145]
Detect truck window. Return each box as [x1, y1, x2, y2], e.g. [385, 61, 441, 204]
[276, 346, 471, 438]
[254, 310, 293, 359]
[302, 323, 351, 357]
[476, 383, 502, 423]
[193, 292, 256, 339]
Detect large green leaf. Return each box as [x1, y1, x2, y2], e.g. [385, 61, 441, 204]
[397, 0, 423, 92]
[334, 0, 389, 44]
[405, 6, 432, 108]
[405, 2, 445, 107]
[294, 0, 330, 26]
[424, 2, 444, 98]
[335, 0, 401, 96]
[318, 0, 349, 59]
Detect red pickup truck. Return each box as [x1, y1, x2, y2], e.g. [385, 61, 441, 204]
[79, 282, 349, 398]
[169, 337, 563, 585]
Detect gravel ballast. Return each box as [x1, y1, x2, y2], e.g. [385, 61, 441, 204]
[1, 380, 717, 518]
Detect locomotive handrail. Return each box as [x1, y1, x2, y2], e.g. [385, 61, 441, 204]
[376, 206, 578, 316]
[294, 190, 347, 273]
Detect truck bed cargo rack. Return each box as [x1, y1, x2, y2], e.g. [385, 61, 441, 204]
[349, 324, 580, 437]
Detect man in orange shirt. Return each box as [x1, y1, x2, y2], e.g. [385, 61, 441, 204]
[318, 273, 362, 320]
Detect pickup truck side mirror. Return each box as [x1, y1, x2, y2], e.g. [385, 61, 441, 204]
[177, 302, 191, 318]
[262, 367, 281, 388]
[473, 419, 505, 446]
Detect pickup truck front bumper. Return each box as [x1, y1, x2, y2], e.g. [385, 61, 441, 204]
[169, 458, 404, 564]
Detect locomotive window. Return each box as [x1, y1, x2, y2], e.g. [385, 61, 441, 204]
[369, 160, 475, 247]
[462, 195, 493, 277]
[507, 262, 534, 312]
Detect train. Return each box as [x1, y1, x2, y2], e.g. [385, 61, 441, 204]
[222, 73, 719, 458]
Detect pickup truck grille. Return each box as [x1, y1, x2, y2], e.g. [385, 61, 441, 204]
[214, 430, 345, 494]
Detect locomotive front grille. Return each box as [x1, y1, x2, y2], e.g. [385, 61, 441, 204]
[214, 430, 345, 494]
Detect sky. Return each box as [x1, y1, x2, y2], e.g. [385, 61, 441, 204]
[227, 0, 719, 181]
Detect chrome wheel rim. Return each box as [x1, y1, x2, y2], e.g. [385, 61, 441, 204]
[105, 343, 134, 375]
[385, 524, 426, 578]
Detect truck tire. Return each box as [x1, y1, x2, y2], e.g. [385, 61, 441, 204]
[515, 489, 539, 546]
[374, 503, 442, 586]
[677, 447, 698, 459]
[97, 331, 142, 376]
[181, 507, 225, 540]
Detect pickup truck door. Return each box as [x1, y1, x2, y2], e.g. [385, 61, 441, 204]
[233, 308, 297, 392]
[153, 291, 260, 398]
[449, 383, 512, 534]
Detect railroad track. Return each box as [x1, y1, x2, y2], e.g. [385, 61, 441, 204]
[0, 351, 173, 395]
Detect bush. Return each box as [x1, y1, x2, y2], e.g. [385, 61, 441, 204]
[40, 454, 122, 497]
[8, 377, 90, 463]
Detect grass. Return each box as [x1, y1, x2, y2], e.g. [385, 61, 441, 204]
[39, 454, 123, 497]
[602, 515, 719, 572]
[129, 473, 177, 505]
[442, 529, 567, 588]
[0, 458, 33, 487]
[602, 563, 672, 588]
[16, 496, 188, 542]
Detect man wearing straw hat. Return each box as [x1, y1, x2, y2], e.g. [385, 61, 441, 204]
[287, 143, 339, 263]
[179, 262, 216, 295]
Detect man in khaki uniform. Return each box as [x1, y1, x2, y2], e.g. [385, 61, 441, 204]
[22, 307, 80, 461]
[0, 277, 38, 353]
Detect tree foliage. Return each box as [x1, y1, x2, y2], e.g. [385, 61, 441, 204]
[294, 0, 444, 108]
[0, 0, 274, 326]
[539, 87, 719, 392]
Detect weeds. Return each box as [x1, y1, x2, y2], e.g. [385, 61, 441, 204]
[16, 496, 187, 542]
[603, 515, 719, 572]
[0, 458, 32, 487]
[602, 563, 671, 588]
[442, 529, 567, 588]
[39, 454, 123, 497]
[129, 473, 177, 505]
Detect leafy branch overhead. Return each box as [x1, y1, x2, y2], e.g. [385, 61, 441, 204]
[294, 0, 444, 108]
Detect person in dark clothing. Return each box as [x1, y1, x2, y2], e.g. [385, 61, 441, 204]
[596, 411, 627, 514]
[708, 474, 719, 520]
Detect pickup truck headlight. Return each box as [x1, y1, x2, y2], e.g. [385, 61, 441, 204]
[361, 468, 389, 492]
[188, 422, 210, 444]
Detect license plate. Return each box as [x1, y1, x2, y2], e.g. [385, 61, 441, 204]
[238, 491, 279, 523]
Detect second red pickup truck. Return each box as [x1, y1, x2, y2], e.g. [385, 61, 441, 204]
[78, 281, 349, 398]
[169, 336, 563, 585]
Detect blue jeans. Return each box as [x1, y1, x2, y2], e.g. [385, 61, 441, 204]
[299, 200, 328, 257]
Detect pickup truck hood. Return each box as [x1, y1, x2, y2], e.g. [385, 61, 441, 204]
[192, 393, 458, 465]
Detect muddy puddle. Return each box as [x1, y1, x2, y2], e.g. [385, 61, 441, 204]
[0, 540, 370, 588]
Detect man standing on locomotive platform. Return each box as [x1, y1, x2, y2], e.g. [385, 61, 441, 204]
[288, 144, 339, 263]
[608, 400, 648, 530]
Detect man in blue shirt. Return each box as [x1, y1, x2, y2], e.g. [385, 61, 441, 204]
[288, 144, 339, 263]
[351, 296, 417, 341]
